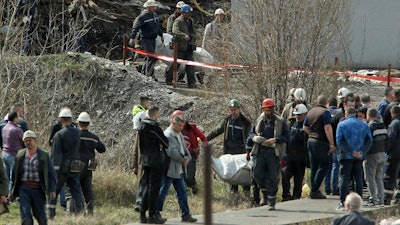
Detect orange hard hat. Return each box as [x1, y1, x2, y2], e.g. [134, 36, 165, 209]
[262, 98, 275, 109]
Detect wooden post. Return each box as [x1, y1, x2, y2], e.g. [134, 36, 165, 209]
[173, 42, 178, 88]
[203, 144, 212, 225]
[388, 64, 392, 87]
[123, 35, 127, 66]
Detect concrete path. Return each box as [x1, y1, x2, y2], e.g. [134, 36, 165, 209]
[127, 195, 398, 225]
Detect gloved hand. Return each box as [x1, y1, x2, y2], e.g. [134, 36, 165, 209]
[280, 159, 287, 169]
[252, 135, 267, 144]
[246, 151, 250, 161]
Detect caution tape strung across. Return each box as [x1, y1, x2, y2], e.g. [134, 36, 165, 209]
[125, 46, 400, 83]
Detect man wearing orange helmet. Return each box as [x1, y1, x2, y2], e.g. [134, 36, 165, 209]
[170, 110, 207, 195]
[247, 98, 289, 210]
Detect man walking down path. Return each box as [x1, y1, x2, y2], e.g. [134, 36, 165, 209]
[76, 112, 106, 215]
[10, 130, 57, 225]
[207, 99, 252, 195]
[129, 0, 164, 81]
[247, 98, 289, 210]
[303, 96, 336, 199]
[156, 115, 197, 223]
[336, 107, 372, 210]
[332, 192, 375, 225]
[137, 106, 169, 224]
[48, 107, 85, 219]
[1, 111, 24, 194]
[364, 108, 387, 206]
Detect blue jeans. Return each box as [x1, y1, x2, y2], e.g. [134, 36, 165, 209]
[324, 153, 339, 192]
[2, 153, 16, 194]
[156, 174, 190, 219]
[307, 140, 329, 193]
[19, 185, 47, 225]
[339, 159, 363, 204]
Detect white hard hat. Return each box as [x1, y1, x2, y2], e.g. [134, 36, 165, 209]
[214, 8, 225, 15]
[23, 130, 36, 141]
[143, 0, 159, 7]
[293, 104, 308, 114]
[77, 112, 91, 122]
[294, 88, 307, 101]
[176, 1, 185, 8]
[59, 107, 72, 118]
[337, 87, 349, 99]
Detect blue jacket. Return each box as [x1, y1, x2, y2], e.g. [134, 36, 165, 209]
[130, 10, 163, 40]
[336, 116, 372, 160]
[388, 117, 400, 159]
[332, 210, 374, 225]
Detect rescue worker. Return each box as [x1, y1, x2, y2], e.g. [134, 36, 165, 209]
[281, 88, 311, 124]
[247, 98, 289, 210]
[76, 112, 106, 215]
[129, 0, 164, 80]
[170, 110, 207, 195]
[207, 99, 251, 195]
[337, 87, 350, 110]
[10, 130, 57, 225]
[166, 4, 197, 88]
[281, 104, 308, 201]
[48, 107, 85, 219]
[132, 96, 151, 131]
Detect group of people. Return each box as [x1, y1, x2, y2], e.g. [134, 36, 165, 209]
[0, 105, 106, 225]
[129, 0, 228, 88]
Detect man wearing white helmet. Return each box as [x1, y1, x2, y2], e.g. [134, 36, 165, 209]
[76, 112, 106, 215]
[48, 107, 85, 219]
[129, 0, 164, 80]
[281, 88, 311, 123]
[337, 87, 349, 110]
[202, 8, 225, 49]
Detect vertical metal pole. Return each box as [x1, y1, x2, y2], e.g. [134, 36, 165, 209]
[388, 64, 392, 87]
[204, 144, 212, 225]
[123, 35, 127, 65]
[173, 42, 178, 88]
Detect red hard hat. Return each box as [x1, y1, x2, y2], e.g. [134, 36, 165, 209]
[262, 98, 275, 109]
[171, 110, 185, 119]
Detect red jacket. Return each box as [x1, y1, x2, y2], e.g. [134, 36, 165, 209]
[181, 122, 207, 157]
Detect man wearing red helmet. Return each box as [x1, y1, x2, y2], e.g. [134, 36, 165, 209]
[247, 98, 289, 210]
[170, 110, 207, 195]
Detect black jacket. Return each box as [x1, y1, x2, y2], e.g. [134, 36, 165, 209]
[51, 125, 81, 172]
[332, 210, 374, 225]
[130, 10, 163, 40]
[79, 130, 106, 162]
[138, 118, 169, 167]
[368, 119, 388, 155]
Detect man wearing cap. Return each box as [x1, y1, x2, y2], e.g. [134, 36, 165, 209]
[129, 0, 164, 80]
[1, 111, 24, 194]
[207, 99, 252, 195]
[337, 87, 350, 110]
[167, 4, 197, 88]
[281, 104, 308, 201]
[76, 112, 106, 215]
[202, 8, 227, 60]
[247, 98, 289, 210]
[48, 107, 85, 218]
[281, 88, 311, 124]
[9, 130, 57, 225]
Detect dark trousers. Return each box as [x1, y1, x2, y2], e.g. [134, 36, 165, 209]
[185, 154, 197, 188]
[49, 171, 84, 217]
[253, 150, 279, 206]
[79, 169, 94, 214]
[19, 185, 47, 225]
[339, 159, 363, 203]
[384, 157, 400, 191]
[140, 165, 163, 216]
[140, 38, 156, 78]
[165, 50, 195, 86]
[282, 151, 307, 199]
[307, 140, 330, 192]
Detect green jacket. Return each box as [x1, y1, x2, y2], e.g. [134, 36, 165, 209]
[172, 15, 196, 52]
[132, 104, 146, 116]
[10, 148, 57, 200]
[0, 159, 7, 197]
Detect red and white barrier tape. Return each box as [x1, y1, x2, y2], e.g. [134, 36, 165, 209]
[125, 46, 400, 83]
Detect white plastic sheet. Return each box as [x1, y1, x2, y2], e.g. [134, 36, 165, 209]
[211, 153, 253, 186]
